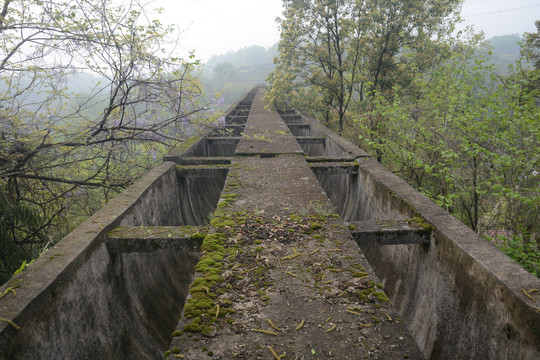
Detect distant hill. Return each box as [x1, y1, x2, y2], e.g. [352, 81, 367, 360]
[202, 35, 531, 105]
[486, 34, 524, 74]
[202, 45, 277, 106]
[207, 44, 277, 70]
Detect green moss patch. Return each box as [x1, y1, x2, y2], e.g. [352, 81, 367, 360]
[310, 222, 323, 230]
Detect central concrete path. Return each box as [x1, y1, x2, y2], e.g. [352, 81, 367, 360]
[167, 89, 423, 359]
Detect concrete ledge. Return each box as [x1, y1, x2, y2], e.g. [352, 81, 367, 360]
[298, 111, 371, 158]
[174, 157, 232, 165]
[280, 114, 302, 124]
[349, 219, 431, 245]
[205, 137, 242, 143]
[306, 156, 357, 162]
[287, 124, 310, 129]
[162, 136, 206, 162]
[106, 226, 204, 254]
[225, 116, 248, 124]
[295, 136, 326, 145]
[310, 162, 358, 175]
[175, 165, 230, 177]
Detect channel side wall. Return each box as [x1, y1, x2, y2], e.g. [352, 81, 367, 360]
[0, 162, 200, 359]
[297, 111, 540, 359]
[1, 88, 538, 359]
[354, 158, 540, 359]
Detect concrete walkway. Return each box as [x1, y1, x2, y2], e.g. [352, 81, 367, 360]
[167, 89, 423, 359]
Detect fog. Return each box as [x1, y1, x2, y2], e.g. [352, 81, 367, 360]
[157, 0, 539, 62]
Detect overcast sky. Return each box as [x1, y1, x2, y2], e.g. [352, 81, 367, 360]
[157, 0, 540, 62]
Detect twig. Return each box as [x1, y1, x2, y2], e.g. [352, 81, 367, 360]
[522, 288, 536, 302]
[252, 329, 278, 336]
[0, 318, 20, 330]
[278, 298, 308, 328]
[269, 346, 280, 359]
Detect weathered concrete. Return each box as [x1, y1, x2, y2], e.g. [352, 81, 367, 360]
[174, 166, 229, 225]
[0, 162, 203, 359]
[310, 162, 358, 175]
[0, 86, 538, 359]
[174, 157, 232, 166]
[349, 220, 431, 246]
[0, 94, 251, 359]
[297, 110, 540, 359]
[167, 87, 424, 359]
[106, 226, 203, 254]
[287, 123, 310, 136]
[353, 158, 540, 359]
[205, 137, 241, 157]
[235, 96, 304, 156]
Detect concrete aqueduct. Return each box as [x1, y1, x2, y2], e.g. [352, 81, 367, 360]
[1, 87, 539, 359]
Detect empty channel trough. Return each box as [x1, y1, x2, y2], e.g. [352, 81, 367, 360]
[0, 93, 254, 359]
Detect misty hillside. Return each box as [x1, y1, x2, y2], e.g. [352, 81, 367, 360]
[201, 35, 527, 106]
[202, 45, 277, 106]
[2, 36, 524, 112]
[487, 34, 523, 73]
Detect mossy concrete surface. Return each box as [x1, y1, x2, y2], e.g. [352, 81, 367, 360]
[234, 90, 304, 156]
[166, 88, 423, 359]
[349, 157, 540, 359]
[2, 85, 536, 359]
[348, 219, 431, 246]
[107, 226, 205, 254]
[291, 103, 539, 359]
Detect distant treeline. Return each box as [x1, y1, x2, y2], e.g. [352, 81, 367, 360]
[199, 35, 523, 108]
[201, 44, 278, 107]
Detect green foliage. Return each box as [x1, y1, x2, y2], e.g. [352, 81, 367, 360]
[267, 0, 461, 134]
[355, 30, 539, 274]
[358, 31, 539, 236]
[490, 235, 539, 277]
[269, 1, 539, 276]
[0, 0, 215, 285]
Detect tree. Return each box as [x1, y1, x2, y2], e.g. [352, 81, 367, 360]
[522, 20, 540, 70]
[0, 0, 215, 283]
[267, 0, 462, 136]
[362, 31, 538, 274]
[267, 0, 363, 134]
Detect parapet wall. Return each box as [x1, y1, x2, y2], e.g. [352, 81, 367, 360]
[354, 158, 540, 359]
[0, 92, 251, 359]
[0, 162, 202, 359]
[298, 112, 540, 359]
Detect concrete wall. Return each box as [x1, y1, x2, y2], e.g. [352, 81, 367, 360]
[0, 92, 247, 358]
[176, 168, 229, 225]
[119, 163, 183, 226]
[300, 112, 540, 359]
[0, 163, 200, 359]
[1, 89, 538, 359]
[354, 158, 540, 359]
